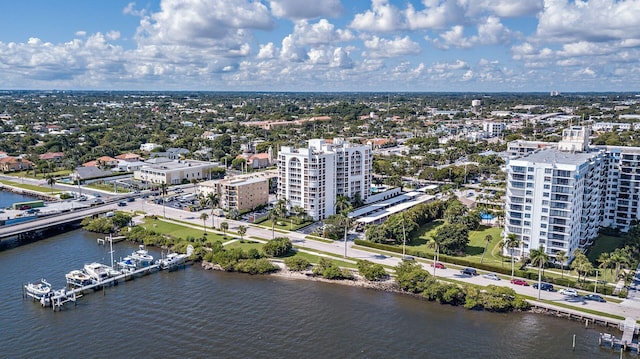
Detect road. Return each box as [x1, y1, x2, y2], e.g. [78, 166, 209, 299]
[121, 198, 640, 322]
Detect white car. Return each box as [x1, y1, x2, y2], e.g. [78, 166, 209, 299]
[559, 288, 578, 297]
[482, 273, 500, 281]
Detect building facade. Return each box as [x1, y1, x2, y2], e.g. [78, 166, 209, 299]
[133, 159, 218, 185]
[504, 126, 640, 262]
[278, 138, 372, 221]
[199, 177, 269, 212]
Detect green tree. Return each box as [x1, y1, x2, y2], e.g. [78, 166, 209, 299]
[505, 233, 521, 279]
[529, 245, 549, 300]
[46, 175, 56, 194]
[237, 225, 247, 240]
[433, 223, 469, 255]
[571, 249, 593, 282]
[335, 195, 353, 258]
[220, 221, 229, 238]
[206, 192, 219, 228]
[480, 234, 493, 264]
[284, 257, 310, 271]
[263, 236, 293, 257]
[199, 212, 209, 234]
[555, 250, 568, 279]
[365, 224, 387, 243]
[356, 260, 387, 281]
[444, 200, 468, 223]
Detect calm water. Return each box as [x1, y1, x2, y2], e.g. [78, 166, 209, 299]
[0, 190, 38, 209]
[0, 191, 623, 358]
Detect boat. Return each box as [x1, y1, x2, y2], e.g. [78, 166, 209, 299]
[116, 256, 138, 273]
[130, 245, 154, 267]
[157, 252, 188, 270]
[65, 270, 94, 287]
[157, 245, 193, 270]
[24, 279, 52, 299]
[83, 262, 114, 282]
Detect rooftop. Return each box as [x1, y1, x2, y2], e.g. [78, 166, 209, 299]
[517, 149, 600, 166]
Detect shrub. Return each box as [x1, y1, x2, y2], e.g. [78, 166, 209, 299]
[234, 258, 279, 274]
[357, 260, 387, 281]
[284, 257, 310, 271]
[263, 237, 293, 257]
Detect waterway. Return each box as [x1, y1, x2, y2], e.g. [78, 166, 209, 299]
[0, 191, 625, 358]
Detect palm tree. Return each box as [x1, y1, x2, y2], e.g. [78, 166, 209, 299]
[480, 234, 493, 264]
[505, 233, 521, 279]
[237, 225, 247, 240]
[199, 212, 209, 234]
[220, 221, 229, 238]
[597, 252, 613, 280]
[206, 192, 219, 229]
[428, 235, 443, 276]
[160, 182, 168, 218]
[46, 175, 56, 194]
[335, 195, 353, 258]
[497, 240, 506, 269]
[571, 249, 593, 282]
[555, 250, 568, 279]
[530, 245, 549, 300]
[611, 247, 631, 279]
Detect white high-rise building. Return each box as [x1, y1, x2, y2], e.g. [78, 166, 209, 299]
[278, 138, 372, 221]
[505, 127, 606, 262]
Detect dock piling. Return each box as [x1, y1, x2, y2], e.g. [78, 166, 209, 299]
[572, 334, 576, 351]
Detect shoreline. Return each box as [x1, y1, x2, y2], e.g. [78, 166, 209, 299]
[201, 260, 625, 331]
[0, 184, 59, 202]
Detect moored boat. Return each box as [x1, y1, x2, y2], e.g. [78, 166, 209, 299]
[65, 270, 94, 287]
[130, 245, 154, 267]
[83, 262, 114, 282]
[157, 245, 193, 270]
[24, 278, 52, 299]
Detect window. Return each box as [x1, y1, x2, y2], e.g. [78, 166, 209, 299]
[543, 192, 550, 197]
[542, 208, 549, 213]
[527, 175, 534, 180]
[543, 184, 550, 189]
[545, 168, 552, 174]
[525, 205, 532, 210]
[528, 167, 534, 172]
[540, 231, 547, 236]
[541, 223, 547, 228]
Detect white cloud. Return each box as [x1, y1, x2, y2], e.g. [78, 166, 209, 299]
[294, 19, 354, 46]
[330, 47, 354, 69]
[257, 42, 277, 59]
[363, 36, 421, 58]
[434, 17, 512, 49]
[350, 0, 406, 32]
[280, 34, 307, 62]
[405, 0, 465, 30]
[464, 0, 544, 18]
[269, 0, 343, 20]
[537, 0, 640, 43]
[137, 0, 273, 47]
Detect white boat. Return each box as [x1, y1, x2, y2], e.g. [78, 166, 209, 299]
[157, 252, 188, 270]
[24, 279, 52, 298]
[83, 262, 114, 281]
[116, 256, 137, 272]
[65, 270, 94, 287]
[157, 245, 193, 270]
[130, 245, 154, 266]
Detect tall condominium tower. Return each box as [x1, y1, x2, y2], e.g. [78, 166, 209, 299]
[278, 138, 372, 221]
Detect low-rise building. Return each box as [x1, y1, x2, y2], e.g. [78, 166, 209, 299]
[0, 156, 33, 172]
[134, 159, 219, 185]
[198, 176, 269, 212]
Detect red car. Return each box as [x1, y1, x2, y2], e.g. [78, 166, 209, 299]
[430, 262, 446, 269]
[510, 279, 529, 286]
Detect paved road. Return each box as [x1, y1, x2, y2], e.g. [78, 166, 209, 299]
[120, 198, 640, 322]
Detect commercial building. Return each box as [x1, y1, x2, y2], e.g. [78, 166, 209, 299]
[278, 138, 372, 221]
[505, 126, 640, 262]
[133, 159, 218, 185]
[483, 122, 506, 137]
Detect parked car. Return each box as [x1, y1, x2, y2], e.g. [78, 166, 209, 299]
[127, 197, 135, 202]
[559, 288, 579, 297]
[117, 202, 127, 207]
[402, 256, 415, 262]
[482, 273, 500, 281]
[430, 262, 445, 269]
[510, 279, 529, 286]
[585, 294, 606, 302]
[532, 283, 554, 291]
[461, 268, 478, 276]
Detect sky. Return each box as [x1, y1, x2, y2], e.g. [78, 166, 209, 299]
[0, 0, 639, 92]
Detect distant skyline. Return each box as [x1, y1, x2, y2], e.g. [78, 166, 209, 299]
[0, 0, 638, 92]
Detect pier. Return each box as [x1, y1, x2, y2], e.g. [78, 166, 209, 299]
[597, 318, 640, 355]
[25, 264, 160, 311]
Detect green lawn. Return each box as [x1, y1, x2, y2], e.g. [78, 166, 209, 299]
[0, 180, 59, 194]
[85, 182, 131, 193]
[5, 169, 72, 179]
[255, 217, 313, 231]
[141, 218, 227, 243]
[291, 251, 357, 269]
[225, 240, 264, 252]
[586, 234, 625, 263]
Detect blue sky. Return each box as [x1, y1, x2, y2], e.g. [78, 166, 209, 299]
[0, 0, 639, 92]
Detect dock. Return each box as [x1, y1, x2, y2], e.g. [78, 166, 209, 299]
[96, 235, 126, 245]
[598, 317, 640, 355]
[24, 264, 160, 311]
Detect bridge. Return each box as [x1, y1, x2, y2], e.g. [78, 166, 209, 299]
[0, 204, 117, 240]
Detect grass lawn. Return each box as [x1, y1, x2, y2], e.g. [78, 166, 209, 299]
[255, 217, 312, 231]
[141, 218, 227, 243]
[586, 234, 625, 263]
[5, 169, 72, 179]
[0, 180, 59, 194]
[290, 251, 357, 269]
[85, 182, 131, 193]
